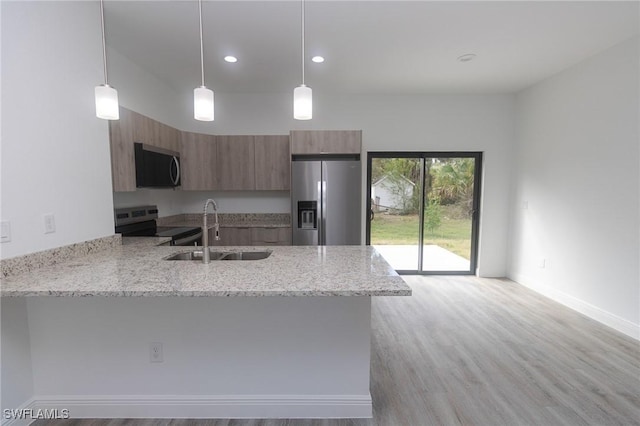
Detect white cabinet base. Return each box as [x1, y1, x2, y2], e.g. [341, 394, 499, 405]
[24, 296, 372, 419]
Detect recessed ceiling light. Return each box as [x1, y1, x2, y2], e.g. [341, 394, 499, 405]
[311, 56, 325, 63]
[457, 53, 476, 63]
[224, 56, 238, 63]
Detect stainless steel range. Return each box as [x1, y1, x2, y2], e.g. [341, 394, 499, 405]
[114, 205, 202, 246]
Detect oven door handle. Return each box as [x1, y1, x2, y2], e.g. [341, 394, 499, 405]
[173, 231, 202, 246]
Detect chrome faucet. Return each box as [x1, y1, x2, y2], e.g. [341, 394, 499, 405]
[202, 198, 221, 264]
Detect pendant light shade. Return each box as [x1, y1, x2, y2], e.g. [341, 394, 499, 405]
[95, 0, 119, 120]
[194, 0, 214, 121]
[95, 84, 119, 120]
[294, 0, 312, 120]
[194, 86, 214, 121]
[294, 84, 312, 120]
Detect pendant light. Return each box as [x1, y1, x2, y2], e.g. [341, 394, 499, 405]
[293, 0, 312, 120]
[95, 0, 119, 120]
[194, 0, 214, 121]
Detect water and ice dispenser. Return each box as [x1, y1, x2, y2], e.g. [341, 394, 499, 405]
[297, 201, 317, 229]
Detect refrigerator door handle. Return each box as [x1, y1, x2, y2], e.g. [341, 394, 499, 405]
[317, 179, 323, 245]
[322, 180, 327, 245]
[320, 161, 328, 246]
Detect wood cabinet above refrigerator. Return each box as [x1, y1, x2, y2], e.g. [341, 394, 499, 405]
[181, 134, 290, 191]
[290, 130, 361, 155]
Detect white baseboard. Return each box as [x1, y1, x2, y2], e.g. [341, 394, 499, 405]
[33, 394, 373, 419]
[510, 273, 640, 340]
[1, 399, 36, 426]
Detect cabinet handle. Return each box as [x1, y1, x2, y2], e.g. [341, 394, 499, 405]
[170, 156, 180, 185]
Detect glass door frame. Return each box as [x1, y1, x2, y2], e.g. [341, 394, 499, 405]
[366, 151, 483, 275]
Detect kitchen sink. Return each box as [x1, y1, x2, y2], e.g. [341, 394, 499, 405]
[218, 251, 271, 261]
[164, 250, 221, 261]
[165, 250, 271, 261]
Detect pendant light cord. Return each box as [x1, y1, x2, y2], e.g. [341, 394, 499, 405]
[301, 0, 305, 85]
[100, 0, 109, 85]
[199, 0, 205, 87]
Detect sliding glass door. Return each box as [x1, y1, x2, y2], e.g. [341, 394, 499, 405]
[369, 156, 423, 271]
[367, 153, 482, 275]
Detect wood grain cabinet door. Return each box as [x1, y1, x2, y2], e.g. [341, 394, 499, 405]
[131, 111, 155, 145]
[109, 107, 181, 192]
[216, 136, 256, 190]
[129, 110, 179, 152]
[251, 227, 292, 245]
[254, 135, 291, 190]
[109, 107, 136, 192]
[180, 132, 217, 190]
[214, 227, 252, 246]
[290, 130, 361, 155]
[156, 121, 180, 152]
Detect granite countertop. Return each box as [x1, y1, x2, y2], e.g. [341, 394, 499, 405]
[1, 240, 411, 298]
[157, 213, 291, 229]
[121, 236, 172, 246]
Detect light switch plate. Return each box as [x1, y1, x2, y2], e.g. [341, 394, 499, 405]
[1, 221, 11, 243]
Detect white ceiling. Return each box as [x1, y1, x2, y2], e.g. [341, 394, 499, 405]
[105, 1, 639, 95]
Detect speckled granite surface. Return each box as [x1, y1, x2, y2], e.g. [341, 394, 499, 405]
[0, 243, 410, 298]
[1, 235, 122, 278]
[121, 236, 172, 247]
[157, 213, 291, 228]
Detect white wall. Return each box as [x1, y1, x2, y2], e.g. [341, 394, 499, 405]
[0, 1, 114, 259]
[26, 296, 371, 418]
[1, 299, 34, 421]
[113, 190, 291, 215]
[177, 191, 290, 213]
[509, 37, 640, 338]
[107, 47, 185, 132]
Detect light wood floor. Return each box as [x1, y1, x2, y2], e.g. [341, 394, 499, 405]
[35, 276, 640, 426]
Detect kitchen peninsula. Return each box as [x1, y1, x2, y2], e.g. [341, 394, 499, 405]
[1, 238, 410, 419]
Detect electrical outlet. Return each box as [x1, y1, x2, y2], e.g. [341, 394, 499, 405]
[538, 258, 546, 269]
[1, 221, 11, 243]
[43, 214, 56, 234]
[150, 342, 163, 363]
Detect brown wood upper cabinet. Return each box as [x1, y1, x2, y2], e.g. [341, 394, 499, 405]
[290, 130, 362, 155]
[109, 107, 180, 191]
[216, 136, 256, 190]
[109, 106, 291, 192]
[180, 132, 217, 190]
[179, 134, 290, 191]
[109, 107, 136, 192]
[254, 135, 291, 190]
[130, 110, 180, 152]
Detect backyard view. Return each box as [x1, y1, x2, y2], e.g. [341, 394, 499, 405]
[371, 206, 471, 259]
[370, 156, 476, 271]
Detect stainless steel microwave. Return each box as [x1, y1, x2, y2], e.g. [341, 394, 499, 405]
[134, 143, 180, 188]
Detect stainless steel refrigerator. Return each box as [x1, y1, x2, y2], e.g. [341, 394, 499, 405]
[292, 158, 361, 245]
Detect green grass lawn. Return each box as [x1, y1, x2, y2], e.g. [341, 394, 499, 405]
[370, 213, 472, 260]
